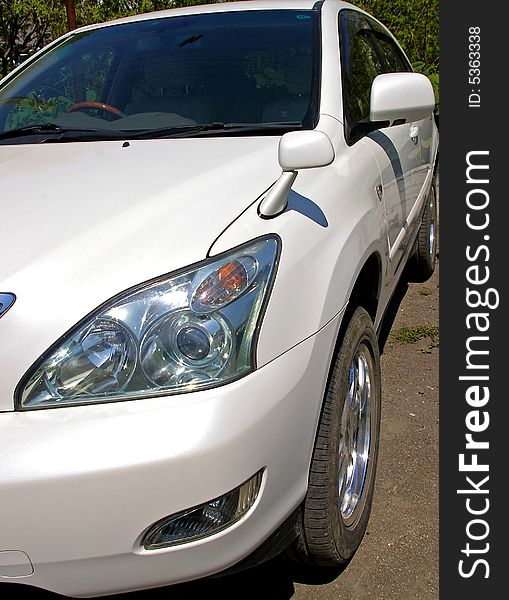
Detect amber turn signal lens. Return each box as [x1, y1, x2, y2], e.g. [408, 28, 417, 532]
[192, 260, 250, 311]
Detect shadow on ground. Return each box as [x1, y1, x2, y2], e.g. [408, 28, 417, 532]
[2, 556, 345, 599]
[378, 271, 411, 354]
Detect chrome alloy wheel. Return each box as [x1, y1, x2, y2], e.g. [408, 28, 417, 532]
[291, 307, 381, 566]
[338, 342, 373, 524]
[428, 187, 437, 257]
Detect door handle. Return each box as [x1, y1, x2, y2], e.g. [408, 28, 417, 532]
[409, 125, 419, 140]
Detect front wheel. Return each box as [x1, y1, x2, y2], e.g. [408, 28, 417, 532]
[290, 306, 381, 566]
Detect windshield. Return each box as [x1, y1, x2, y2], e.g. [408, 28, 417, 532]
[0, 10, 319, 142]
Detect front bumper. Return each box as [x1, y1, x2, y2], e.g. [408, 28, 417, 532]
[0, 312, 341, 597]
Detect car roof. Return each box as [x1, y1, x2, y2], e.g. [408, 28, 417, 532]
[72, 0, 358, 33]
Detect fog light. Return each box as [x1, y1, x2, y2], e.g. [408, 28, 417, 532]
[142, 470, 263, 549]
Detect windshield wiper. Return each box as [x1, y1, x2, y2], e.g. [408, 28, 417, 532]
[0, 123, 64, 140]
[0, 121, 304, 143]
[128, 121, 304, 140]
[0, 123, 128, 143]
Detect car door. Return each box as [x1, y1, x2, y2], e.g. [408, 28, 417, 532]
[367, 22, 431, 226]
[338, 10, 421, 280]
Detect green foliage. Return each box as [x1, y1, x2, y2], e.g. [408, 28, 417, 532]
[356, 1, 438, 69]
[394, 324, 439, 344]
[413, 60, 439, 113]
[0, 0, 61, 77]
[356, 1, 439, 112]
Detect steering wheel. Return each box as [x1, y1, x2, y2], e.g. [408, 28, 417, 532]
[66, 102, 126, 118]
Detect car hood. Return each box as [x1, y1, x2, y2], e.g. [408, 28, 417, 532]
[0, 137, 280, 411]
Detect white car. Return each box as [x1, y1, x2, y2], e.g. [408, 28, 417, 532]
[0, 1, 437, 596]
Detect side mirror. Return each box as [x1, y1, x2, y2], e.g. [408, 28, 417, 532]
[370, 72, 435, 125]
[258, 130, 335, 218]
[278, 130, 335, 171]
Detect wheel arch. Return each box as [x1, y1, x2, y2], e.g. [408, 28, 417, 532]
[306, 250, 383, 479]
[346, 251, 382, 324]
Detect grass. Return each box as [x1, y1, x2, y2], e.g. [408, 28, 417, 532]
[419, 287, 433, 296]
[395, 324, 439, 345]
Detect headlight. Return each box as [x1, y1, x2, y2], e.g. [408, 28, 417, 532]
[16, 236, 279, 409]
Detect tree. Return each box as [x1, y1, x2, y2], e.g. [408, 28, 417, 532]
[0, 0, 62, 78]
[356, 0, 439, 70]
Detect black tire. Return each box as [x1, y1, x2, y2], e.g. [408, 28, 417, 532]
[289, 306, 381, 567]
[409, 181, 438, 282]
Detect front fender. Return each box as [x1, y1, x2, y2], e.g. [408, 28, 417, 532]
[209, 125, 387, 368]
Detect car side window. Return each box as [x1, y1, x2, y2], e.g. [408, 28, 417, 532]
[339, 10, 384, 143]
[371, 33, 411, 73]
[363, 15, 412, 73]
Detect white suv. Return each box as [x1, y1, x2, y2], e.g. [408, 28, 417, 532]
[0, 1, 437, 596]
